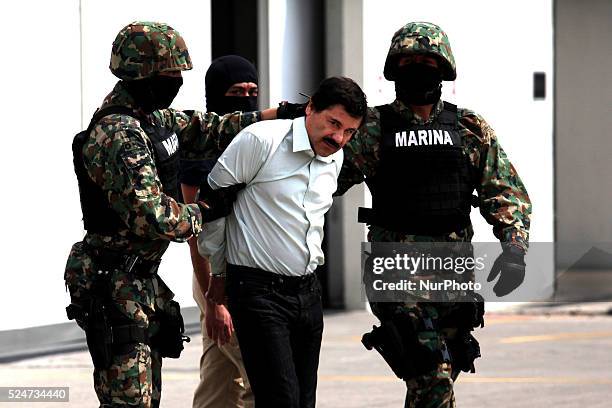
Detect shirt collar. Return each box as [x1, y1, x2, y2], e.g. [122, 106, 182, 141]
[291, 117, 336, 164]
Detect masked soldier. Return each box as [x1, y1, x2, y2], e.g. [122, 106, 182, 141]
[336, 22, 531, 407]
[181, 55, 258, 408]
[64, 22, 276, 408]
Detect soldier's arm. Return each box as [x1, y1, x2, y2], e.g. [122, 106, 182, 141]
[197, 128, 271, 278]
[85, 122, 202, 242]
[335, 107, 380, 196]
[462, 112, 532, 251]
[153, 108, 277, 160]
[335, 155, 365, 196]
[181, 182, 213, 297]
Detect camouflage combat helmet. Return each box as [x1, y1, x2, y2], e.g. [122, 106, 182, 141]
[110, 21, 193, 80]
[383, 22, 456, 81]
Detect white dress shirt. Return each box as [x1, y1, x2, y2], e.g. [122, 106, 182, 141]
[198, 117, 343, 276]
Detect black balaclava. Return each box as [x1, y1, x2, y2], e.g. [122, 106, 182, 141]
[395, 63, 442, 106]
[124, 75, 183, 113]
[205, 55, 258, 114]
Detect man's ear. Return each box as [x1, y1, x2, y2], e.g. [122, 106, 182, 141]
[305, 100, 313, 116]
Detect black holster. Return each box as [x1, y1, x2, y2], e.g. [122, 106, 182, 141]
[361, 321, 406, 379]
[87, 299, 114, 369]
[66, 298, 114, 369]
[149, 300, 190, 358]
[437, 293, 485, 374]
[66, 270, 150, 370]
[446, 332, 481, 374]
[361, 315, 440, 380]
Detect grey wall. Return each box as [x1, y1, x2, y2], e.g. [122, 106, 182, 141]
[257, 0, 324, 107]
[325, 0, 367, 309]
[555, 0, 612, 268]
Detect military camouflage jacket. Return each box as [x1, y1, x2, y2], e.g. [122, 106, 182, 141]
[336, 99, 531, 251]
[79, 81, 261, 260]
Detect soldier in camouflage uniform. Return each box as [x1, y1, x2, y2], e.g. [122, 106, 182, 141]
[336, 22, 531, 407]
[64, 22, 276, 408]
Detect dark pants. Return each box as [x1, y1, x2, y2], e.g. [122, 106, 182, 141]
[226, 264, 324, 408]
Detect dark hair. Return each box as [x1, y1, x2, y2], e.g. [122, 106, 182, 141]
[310, 76, 368, 126]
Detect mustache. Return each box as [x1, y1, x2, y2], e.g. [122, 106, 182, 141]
[323, 137, 340, 149]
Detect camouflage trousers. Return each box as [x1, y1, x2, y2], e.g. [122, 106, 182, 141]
[93, 343, 162, 407]
[403, 362, 456, 408]
[65, 242, 173, 407]
[371, 302, 465, 408]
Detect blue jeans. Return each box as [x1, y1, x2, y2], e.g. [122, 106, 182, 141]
[226, 264, 324, 408]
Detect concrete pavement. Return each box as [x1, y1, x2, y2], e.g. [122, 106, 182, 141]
[1, 309, 611, 407]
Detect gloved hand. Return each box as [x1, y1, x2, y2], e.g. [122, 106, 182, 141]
[197, 183, 246, 222]
[487, 245, 526, 297]
[277, 101, 307, 119]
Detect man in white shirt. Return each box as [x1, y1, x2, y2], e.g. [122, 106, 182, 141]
[199, 76, 368, 408]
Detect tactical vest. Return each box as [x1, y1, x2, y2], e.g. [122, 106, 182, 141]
[359, 102, 474, 235]
[72, 106, 180, 235]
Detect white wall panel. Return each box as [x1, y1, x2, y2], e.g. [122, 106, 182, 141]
[0, 0, 211, 331]
[0, 0, 82, 330]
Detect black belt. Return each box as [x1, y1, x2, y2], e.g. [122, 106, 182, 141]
[227, 263, 318, 292]
[83, 242, 161, 276]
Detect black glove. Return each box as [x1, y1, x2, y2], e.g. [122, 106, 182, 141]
[197, 182, 246, 222]
[487, 245, 526, 297]
[277, 101, 307, 119]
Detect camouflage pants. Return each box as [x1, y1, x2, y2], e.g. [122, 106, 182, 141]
[65, 242, 173, 407]
[403, 363, 456, 408]
[93, 343, 162, 407]
[371, 302, 463, 408]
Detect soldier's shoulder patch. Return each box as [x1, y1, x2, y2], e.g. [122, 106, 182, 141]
[118, 127, 150, 156]
[120, 144, 150, 170]
[98, 123, 151, 171]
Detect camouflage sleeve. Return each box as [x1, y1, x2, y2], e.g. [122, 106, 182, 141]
[335, 155, 365, 196]
[84, 118, 202, 242]
[335, 107, 381, 196]
[461, 111, 532, 250]
[153, 109, 262, 160]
